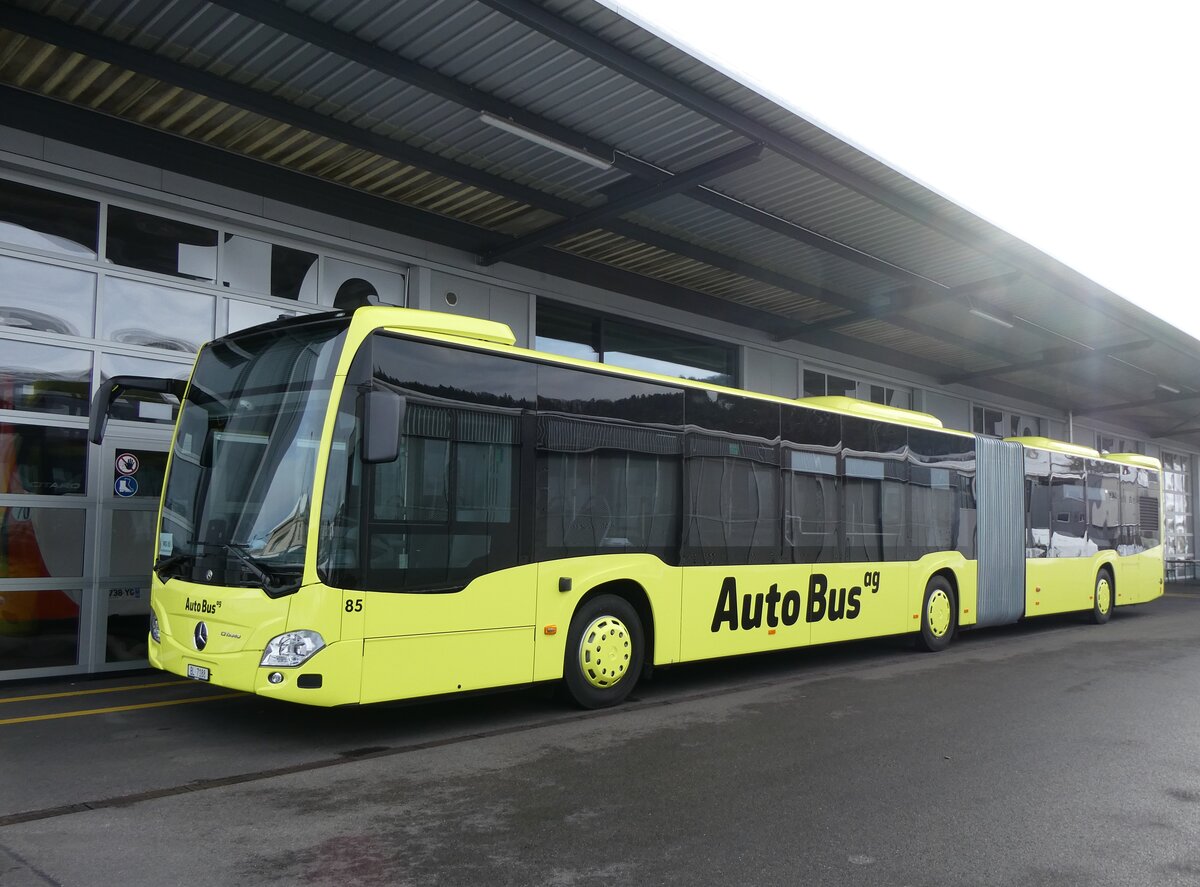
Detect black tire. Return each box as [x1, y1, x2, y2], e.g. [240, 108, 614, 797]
[563, 594, 644, 709]
[1089, 568, 1114, 625]
[917, 576, 956, 653]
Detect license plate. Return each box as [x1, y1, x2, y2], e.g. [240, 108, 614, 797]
[186, 664, 210, 682]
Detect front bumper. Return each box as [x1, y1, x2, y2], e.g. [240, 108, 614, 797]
[150, 628, 362, 707]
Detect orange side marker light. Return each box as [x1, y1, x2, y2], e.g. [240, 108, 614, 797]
[768, 628, 776, 635]
[544, 625, 557, 636]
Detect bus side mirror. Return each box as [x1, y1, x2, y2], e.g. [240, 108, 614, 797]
[362, 390, 404, 464]
[89, 375, 187, 444]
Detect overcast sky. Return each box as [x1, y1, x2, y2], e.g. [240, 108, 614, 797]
[602, 0, 1200, 339]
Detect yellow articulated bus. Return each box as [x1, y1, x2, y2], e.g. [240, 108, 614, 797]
[88, 307, 1164, 708]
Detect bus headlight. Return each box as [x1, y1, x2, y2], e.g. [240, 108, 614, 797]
[260, 630, 325, 667]
[149, 611, 161, 643]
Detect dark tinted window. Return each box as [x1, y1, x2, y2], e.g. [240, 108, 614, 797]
[910, 429, 975, 559]
[783, 407, 841, 449]
[364, 405, 521, 590]
[537, 417, 681, 561]
[843, 416, 906, 457]
[842, 418, 907, 562]
[538, 364, 683, 424]
[374, 335, 536, 409]
[106, 206, 218, 281]
[784, 448, 839, 563]
[0, 178, 98, 258]
[683, 434, 779, 565]
[685, 389, 779, 440]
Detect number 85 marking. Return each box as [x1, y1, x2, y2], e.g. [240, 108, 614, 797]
[345, 599, 363, 612]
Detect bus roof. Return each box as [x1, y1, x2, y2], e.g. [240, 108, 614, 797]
[1007, 436, 1159, 469]
[1105, 453, 1163, 470]
[1006, 436, 1101, 458]
[376, 307, 516, 346]
[797, 396, 943, 430]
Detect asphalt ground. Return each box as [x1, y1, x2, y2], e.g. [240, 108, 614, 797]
[2, 585, 1200, 886]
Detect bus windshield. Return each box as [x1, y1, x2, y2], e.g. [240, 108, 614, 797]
[157, 317, 348, 592]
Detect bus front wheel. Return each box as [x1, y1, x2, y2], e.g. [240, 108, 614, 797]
[563, 594, 644, 709]
[917, 576, 956, 653]
[1089, 568, 1114, 625]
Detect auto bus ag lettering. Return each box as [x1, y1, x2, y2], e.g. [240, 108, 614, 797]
[184, 597, 222, 615]
[710, 572, 881, 632]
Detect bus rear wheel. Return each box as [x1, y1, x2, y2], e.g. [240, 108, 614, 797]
[1089, 569, 1114, 624]
[918, 576, 956, 653]
[563, 594, 644, 709]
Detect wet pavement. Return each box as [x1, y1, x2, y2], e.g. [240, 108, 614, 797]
[2, 586, 1199, 886]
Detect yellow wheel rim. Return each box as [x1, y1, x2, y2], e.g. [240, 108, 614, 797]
[927, 589, 952, 638]
[1097, 578, 1112, 615]
[578, 615, 631, 689]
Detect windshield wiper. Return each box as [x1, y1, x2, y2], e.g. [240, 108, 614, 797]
[153, 553, 192, 582]
[224, 543, 301, 597]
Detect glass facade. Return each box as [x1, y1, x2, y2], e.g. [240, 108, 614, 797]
[535, 300, 737, 386]
[972, 405, 1042, 439]
[803, 369, 910, 409]
[0, 172, 405, 678]
[1162, 451, 1193, 574]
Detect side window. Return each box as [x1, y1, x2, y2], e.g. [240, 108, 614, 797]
[1118, 466, 1140, 554]
[366, 404, 521, 590]
[1086, 461, 1120, 552]
[909, 429, 974, 558]
[909, 465, 954, 554]
[682, 437, 779, 565]
[1049, 453, 1086, 558]
[318, 334, 532, 593]
[1024, 449, 1050, 558]
[784, 450, 838, 563]
[842, 418, 907, 563]
[536, 417, 681, 561]
[536, 365, 684, 562]
[1138, 469, 1161, 550]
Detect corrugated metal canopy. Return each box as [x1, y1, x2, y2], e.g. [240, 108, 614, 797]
[1, 0, 1197, 446]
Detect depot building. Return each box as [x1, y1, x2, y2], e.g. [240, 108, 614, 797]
[1, 0, 1197, 683]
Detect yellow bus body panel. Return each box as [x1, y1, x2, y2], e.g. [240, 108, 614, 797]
[347, 564, 538, 703]
[360, 627, 534, 703]
[1023, 549, 1162, 618]
[1119, 546, 1164, 605]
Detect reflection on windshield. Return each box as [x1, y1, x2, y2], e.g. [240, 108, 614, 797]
[159, 318, 347, 589]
